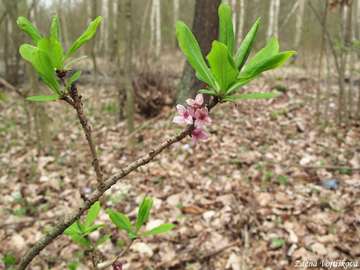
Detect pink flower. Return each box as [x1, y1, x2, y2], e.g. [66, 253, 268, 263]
[186, 94, 204, 108]
[194, 107, 211, 127]
[191, 128, 208, 143]
[173, 104, 193, 125]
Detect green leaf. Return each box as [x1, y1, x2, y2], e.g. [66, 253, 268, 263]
[64, 222, 81, 236]
[226, 77, 255, 95]
[67, 71, 81, 88]
[207, 41, 238, 93]
[19, 44, 60, 94]
[271, 238, 285, 249]
[176, 21, 218, 90]
[218, 3, 235, 55]
[223, 91, 280, 102]
[84, 201, 101, 228]
[241, 37, 279, 75]
[135, 197, 153, 231]
[3, 253, 17, 267]
[107, 209, 133, 233]
[142, 223, 175, 237]
[65, 16, 103, 59]
[50, 16, 61, 42]
[17, 16, 42, 44]
[240, 51, 296, 79]
[198, 89, 218, 96]
[82, 224, 103, 236]
[26, 95, 60, 102]
[95, 234, 109, 247]
[64, 56, 88, 69]
[37, 37, 64, 69]
[69, 234, 92, 248]
[235, 18, 261, 70]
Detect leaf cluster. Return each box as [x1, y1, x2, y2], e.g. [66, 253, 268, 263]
[176, 3, 296, 102]
[17, 16, 102, 102]
[65, 198, 175, 249]
[107, 197, 175, 240]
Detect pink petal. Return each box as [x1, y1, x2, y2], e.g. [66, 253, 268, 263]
[186, 98, 195, 107]
[191, 128, 208, 143]
[185, 116, 193, 125]
[195, 94, 204, 106]
[176, 104, 186, 115]
[173, 116, 185, 125]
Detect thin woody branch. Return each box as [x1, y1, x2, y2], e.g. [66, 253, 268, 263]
[64, 84, 103, 185]
[16, 99, 218, 270]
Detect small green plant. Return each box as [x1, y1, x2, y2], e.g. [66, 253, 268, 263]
[64, 202, 108, 249]
[176, 4, 295, 102]
[17, 15, 102, 102]
[107, 197, 175, 240]
[2, 253, 17, 269]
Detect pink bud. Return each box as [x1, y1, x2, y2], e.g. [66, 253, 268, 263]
[112, 261, 122, 270]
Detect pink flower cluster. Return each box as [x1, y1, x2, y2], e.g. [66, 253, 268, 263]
[173, 94, 212, 143]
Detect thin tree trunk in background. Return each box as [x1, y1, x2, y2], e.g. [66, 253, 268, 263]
[173, 0, 180, 46]
[316, 0, 328, 123]
[91, 0, 98, 75]
[268, 0, 280, 38]
[116, 0, 125, 120]
[294, 0, 306, 49]
[231, 0, 236, 33]
[344, 1, 353, 122]
[337, 2, 352, 124]
[124, 0, 135, 142]
[173, 0, 179, 29]
[237, 0, 245, 44]
[57, 0, 69, 49]
[273, 0, 280, 38]
[154, 0, 161, 57]
[107, 0, 115, 59]
[150, 0, 155, 54]
[177, 0, 221, 104]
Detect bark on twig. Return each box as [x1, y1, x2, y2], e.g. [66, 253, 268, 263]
[16, 98, 218, 270]
[64, 86, 103, 186]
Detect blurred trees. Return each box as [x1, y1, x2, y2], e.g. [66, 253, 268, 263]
[177, 0, 221, 103]
[0, 0, 359, 127]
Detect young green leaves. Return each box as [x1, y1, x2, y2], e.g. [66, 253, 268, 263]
[107, 197, 175, 240]
[64, 202, 107, 249]
[65, 16, 103, 59]
[176, 3, 296, 102]
[17, 15, 102, 102]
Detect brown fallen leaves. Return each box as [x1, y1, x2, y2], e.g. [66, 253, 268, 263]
[0, 67, 359, 269]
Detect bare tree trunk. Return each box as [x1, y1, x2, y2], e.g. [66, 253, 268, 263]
[177, 0, 221, 104]
[237, 0, 245, 43]
[107, 0, 115, 60]
[154, 0, 161, 57]
[337, 1, 352, 124]
[294, 0, 306, 49]
[116, 0, 126, 120]
[150, 0, 155, 54]
[173, 0, 179, 28]
[316, 0, 328, 123]
[90, 0, 98, 75]
[267, 0, 280, 38]
[124, 0, 135, 142]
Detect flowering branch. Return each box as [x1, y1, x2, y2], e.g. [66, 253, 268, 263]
[16, 98, 218, 270]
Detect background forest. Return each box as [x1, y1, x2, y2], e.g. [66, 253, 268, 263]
[0, 0, 360, 269]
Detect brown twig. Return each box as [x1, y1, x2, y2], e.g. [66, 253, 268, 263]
[64, 85, 103, 186]
[16, 98, 218, 270]
[0, 77, 26, 98]
[97, 239, 134, 269]
[157, 240, 240, 269]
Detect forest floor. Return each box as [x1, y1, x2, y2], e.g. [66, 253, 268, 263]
[0, 65, 360, 270]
